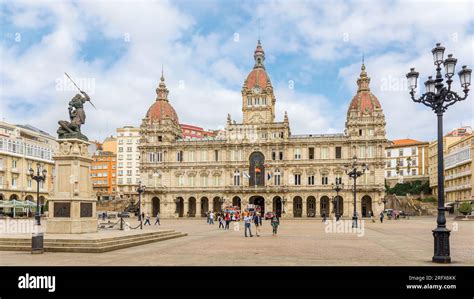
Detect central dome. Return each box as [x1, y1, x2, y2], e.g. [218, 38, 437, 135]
[348, 63, 381, 115]
[145, 74, 179, 124]
[243, 40, 272, 90]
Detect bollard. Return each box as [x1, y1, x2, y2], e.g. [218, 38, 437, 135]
[31, 232, 44, 254]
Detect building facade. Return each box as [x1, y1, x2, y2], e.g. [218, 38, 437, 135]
[138, 41, 388, 219]
[444, 134, 473, 203]
[116, 126, 141, 200]
[0, 121, 58, 205]
[91, 150, 117, 201]
[429, 126, 471, 197]
[385, 139, 429, 186]
[180, 124, 216, 139]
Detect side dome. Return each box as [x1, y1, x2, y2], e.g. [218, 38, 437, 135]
[145, 74, 179, 124]
[348, 63, 382, 116]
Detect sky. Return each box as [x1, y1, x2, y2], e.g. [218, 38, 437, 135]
[0, 0, 473, 142]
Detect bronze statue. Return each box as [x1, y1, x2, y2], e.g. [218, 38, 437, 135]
[57, 91, 90, 141]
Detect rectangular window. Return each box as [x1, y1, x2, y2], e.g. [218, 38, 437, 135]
[335, 177, 342, 185]
[189, 176, 195, 187]
[387, 151, 391, 157]
[189, 151, 195, 162]
[272, 151, 276, 161]
[177, 151, 183, 162]
[386, 161, 391, 168]
[308, 147, 314, 160]
[321, 176, 328, 185]
[367, 146, 374, 158]
[387, 171, 391, 177]
[399, 149, 403, 156]
[294, 174, 301, 185]
[118, 147, 123, 152]
[214, 150, 219, 162]
[294, 148, 301, 160]
[321, 147, 328, 159]
[412, 169, 417, 175]
[201, 150, 208, 162]
[214, 175, 220, 186]
[12, 159, 17, 169]
[274, 173, 281, 186]
[308, 175, 315, 185]
[412, 158, 417, 166]
[201, 176, 208, 187]
[12, 177, 17, 187]
[411, 147, 417, 155]
[335, 147, 342, 159]
[279, 151, 283, 160]
[359, 146, 365, 158]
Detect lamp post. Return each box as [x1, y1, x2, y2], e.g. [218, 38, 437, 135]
[281, 197, 287, 215]
[345, 156, 368, 228]
[136, 181, 146, 230]
[406, 43, 471, 263]
[29, 163, 47, 226]
[332, 182, 344, 221]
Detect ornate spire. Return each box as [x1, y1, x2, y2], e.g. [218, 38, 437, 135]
[254, 39, 265, 69]
[156, 68, 169, 101]
[284, 111, 289, 123]
[357, 61, 371, 92]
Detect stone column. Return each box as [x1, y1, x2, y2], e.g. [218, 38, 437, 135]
[196, 198, 202, 218]
[302, 197, 307, 218]
[183, 199, 189, 217]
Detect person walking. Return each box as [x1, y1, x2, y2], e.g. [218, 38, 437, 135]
[218, 214, 224, 229]
[379, 211, 384, 223]
[369, 211, 375, 223]
[144, 213, 151, 226]
[244, 214, 253, 237]
[271, 213, 280, 236]
[209, 211, 215, 225]
[154, 212, 160, 225]
[141, 212, 145, 222]
[322, 213, 327, 223]
[225, 213, 231, 230]
[253, 212, 262, 237]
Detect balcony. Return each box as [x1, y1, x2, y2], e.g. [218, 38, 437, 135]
[445, 170, 471, 181]
[445, 184, 471, 192]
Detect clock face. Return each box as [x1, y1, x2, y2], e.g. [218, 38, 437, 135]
[252, 86, 261, 94]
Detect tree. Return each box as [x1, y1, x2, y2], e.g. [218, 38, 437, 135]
[458, 202, 472, 215]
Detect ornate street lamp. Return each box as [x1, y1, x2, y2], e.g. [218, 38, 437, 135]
[332, 182, 344, 221]
[136, 181, 146, 230]
[345, 156, 368, 228]
[29, 163, 47, 225]
[406, 43, 471, 264]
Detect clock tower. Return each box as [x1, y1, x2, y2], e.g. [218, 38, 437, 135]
[242, 40, 276, 124]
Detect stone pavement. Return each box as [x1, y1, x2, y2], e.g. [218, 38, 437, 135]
[0, 216, 472, 266]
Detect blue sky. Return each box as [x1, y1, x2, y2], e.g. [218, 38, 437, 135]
[1, 0, 473, 142]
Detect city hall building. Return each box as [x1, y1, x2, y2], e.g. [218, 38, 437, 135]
[138, 41, 387, 219]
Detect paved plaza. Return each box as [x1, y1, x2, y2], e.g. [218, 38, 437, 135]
[0, 216, 472, 266]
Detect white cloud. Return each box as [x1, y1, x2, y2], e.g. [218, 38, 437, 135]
[1, 0, 473, 143]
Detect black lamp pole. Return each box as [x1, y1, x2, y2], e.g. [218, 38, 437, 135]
[29, 163, 47, 226]
[332, 182, 344, 221]
[406, 42, 471, 264]
[345, 156, 368, 228]
[136, 181, 146, 230]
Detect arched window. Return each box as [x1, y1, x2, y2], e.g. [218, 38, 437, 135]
[274, 169, 281, 186]
[233, 170, 241, 186]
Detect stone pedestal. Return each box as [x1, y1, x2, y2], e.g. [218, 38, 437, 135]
[46, 139, 98, 234]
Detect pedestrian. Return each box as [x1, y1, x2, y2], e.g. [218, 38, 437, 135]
[253, 212, 261, 237]
[225, 213, 231, 230]
[379, 211, 384, 223]
[141, 212, 145, 222]
[206, 211, 210, 224]
[271, 213, 280, 236]
[322, 213, 327, 223]
[244, 214, 253, 237]
[144, 213, 151, 225]
[209, 211, 215, 225]
[218, 214, 224, 229]
[369, 211, 375, 223]
[154, 212, 160, 225]
[102, 212, 106, 221]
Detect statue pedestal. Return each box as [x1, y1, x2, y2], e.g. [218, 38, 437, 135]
[46, 139, 98, 234]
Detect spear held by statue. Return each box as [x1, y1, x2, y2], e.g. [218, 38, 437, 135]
[64, 72, 97, 109]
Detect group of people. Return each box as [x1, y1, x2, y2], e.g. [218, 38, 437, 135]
[207, 209, 281, 237]
[140, 212, 160, 226]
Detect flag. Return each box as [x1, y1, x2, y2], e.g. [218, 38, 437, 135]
[267, 173, 272, 180]
[255, 167, 261, 173]
[243, 172, 250, 179]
